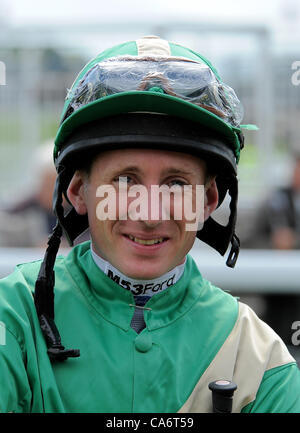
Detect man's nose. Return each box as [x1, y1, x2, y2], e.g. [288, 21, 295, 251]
[142, 219, 162, 228]
[127, 184, 169, 224]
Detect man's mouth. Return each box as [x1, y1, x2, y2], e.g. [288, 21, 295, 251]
[125, 234, 167, 246]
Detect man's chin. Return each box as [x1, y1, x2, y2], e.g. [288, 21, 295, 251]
[117, 260, 171, 280]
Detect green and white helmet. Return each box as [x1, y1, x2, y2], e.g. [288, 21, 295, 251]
[36, 35, 249, 362]
[53, 35, 246, 267]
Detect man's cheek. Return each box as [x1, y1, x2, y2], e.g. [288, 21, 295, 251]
[117, 191, 129, 221]
[183, 186, 205, 232]
[95, 185, 117, 221]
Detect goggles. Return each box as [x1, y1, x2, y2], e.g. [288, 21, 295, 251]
[63, 56, 244, 128]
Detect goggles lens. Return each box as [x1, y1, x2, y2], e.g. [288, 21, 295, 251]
[65, 56, 244, 127]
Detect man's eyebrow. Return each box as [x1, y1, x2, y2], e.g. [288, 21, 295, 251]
[161, 167, 196, 176]
[113, 166, 142, 173]
[113, 166, 196, 176]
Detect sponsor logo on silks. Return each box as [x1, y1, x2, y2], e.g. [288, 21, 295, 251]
[107, 269, 175, 296]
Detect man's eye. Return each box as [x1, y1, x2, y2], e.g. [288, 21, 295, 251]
[168, 179, 187, 187]
[114, 176, 133, 184]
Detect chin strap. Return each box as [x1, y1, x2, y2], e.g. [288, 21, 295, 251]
[197, 174, 240, 268]
[34, 223, 80, 362]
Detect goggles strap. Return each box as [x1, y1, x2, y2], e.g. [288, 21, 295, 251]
[34, 178, 80, 362]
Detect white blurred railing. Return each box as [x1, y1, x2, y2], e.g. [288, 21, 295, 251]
[0, 246, 299, 294]
[190, 247, 300, 294]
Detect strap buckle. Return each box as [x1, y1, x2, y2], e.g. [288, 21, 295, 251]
[226, 234, 240, 268]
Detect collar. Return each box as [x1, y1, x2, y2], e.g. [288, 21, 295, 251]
[90, 245, 186, 298]
[64, 242, 203, 332]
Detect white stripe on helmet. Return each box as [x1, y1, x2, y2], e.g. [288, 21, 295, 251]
[136, 35, 171, 57]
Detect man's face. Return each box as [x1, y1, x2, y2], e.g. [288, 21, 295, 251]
[68, 148, 217, 279]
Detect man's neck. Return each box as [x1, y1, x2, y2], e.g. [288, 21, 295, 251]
[90, 245, 186, 297]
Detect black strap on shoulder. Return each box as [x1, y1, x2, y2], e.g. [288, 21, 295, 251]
[34, 195, 80, 362]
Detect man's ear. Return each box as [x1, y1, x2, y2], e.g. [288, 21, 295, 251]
[67, 171, 88, 215]
[204, 177, 219, 221]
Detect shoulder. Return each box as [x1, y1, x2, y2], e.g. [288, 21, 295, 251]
[0, 260, 43, 349]
[0, 241, 91, 311]
[228, 302, 298, 411]
[237, 304, 300, 412]
[0, 247, 76, 342]
[179, 300, 299, 413]
[187, 255, 238, 312]
[234, 302, 294, 370]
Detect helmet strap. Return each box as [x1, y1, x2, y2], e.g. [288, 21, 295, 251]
[34, 183, 80, 362]
[197, 175, 240, 268]
[53, 168, 89, 246]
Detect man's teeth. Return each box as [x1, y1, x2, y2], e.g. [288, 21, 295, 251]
[128, 235, 164, 245]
